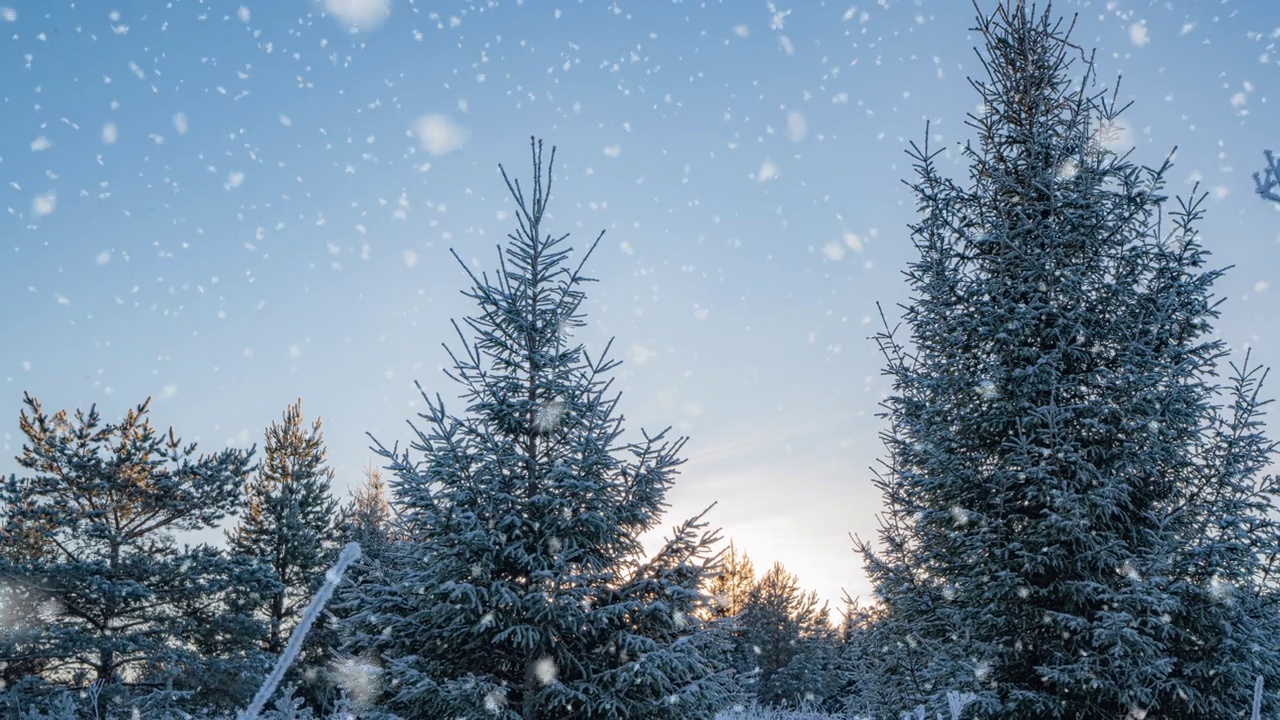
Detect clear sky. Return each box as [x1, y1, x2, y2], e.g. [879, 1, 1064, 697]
[2, 0, 1278, 609]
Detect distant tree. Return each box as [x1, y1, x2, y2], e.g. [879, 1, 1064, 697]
[1256, 149, 1279, 206]
[337, 462, 396, 563]
[342, 139, 735, 719]
[705, 541, 756, 621]
[0, 394, 256, 716]
[857, 2, 1280, 717]
[229, 400, 341, 711]
[737, 563, 840, 710]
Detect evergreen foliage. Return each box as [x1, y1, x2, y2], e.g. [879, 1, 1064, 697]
[855, 2, 1280, 717]
[337, 462, 396, 564]
[0, 394, 257, 716]
[342, 139, 735, 719]
[739, 564, 840, 710]
[1256, 149, 1279, 206]
[228, 400, 341, 710]
[706, 542, 756, 622]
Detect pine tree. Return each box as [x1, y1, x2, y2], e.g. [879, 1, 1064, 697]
[337, 462, 396, 563]
[342, 139, 734, 720]
[856, 2, 1280, 717]
[705, 541, 755, 622]
[228, 400, 341, 710]
[0, 394, 257, 715]
[736, 563, 838, 709]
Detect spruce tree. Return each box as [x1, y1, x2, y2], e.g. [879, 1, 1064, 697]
[856, 2, 1280, 717]
[228, 400, 341, 709]
[0, 394, 257, 715]
[343, 139, 734, 719]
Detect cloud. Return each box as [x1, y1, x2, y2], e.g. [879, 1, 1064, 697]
[325, 0, 391, 32]
[412, 114, 469, 156]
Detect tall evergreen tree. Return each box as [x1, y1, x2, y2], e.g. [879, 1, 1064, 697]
[856, 2, 1280, 717]
[229, 400, 341, 709]
[343, 139, 734, 720]
[0, 394, 257, 716]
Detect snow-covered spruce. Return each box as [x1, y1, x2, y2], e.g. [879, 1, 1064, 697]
[340, 139, 735, 719]
[852, 2, 1280, 718]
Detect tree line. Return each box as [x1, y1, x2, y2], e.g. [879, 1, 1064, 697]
[6, 2, 1280, 718]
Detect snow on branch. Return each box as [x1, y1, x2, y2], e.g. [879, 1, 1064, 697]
[1254, 149, 1280, 205]
[238, 542, 363, 720]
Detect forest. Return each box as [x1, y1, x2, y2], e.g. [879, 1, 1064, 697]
[4, 1, 1280, 718]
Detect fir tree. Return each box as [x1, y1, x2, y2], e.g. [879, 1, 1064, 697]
[0, 394, 257, 715]
[856, 2, 1280, 717]
[228, 400, 341, 710]
[342, 139, 734, 720]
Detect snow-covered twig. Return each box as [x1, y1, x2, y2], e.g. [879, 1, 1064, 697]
[238, 542, 362, 720]
[1254, 150, 1280, 205]
[1252, 675, 1264, 720]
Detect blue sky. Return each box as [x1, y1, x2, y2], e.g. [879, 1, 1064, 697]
[2, 0, 1278, 608]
